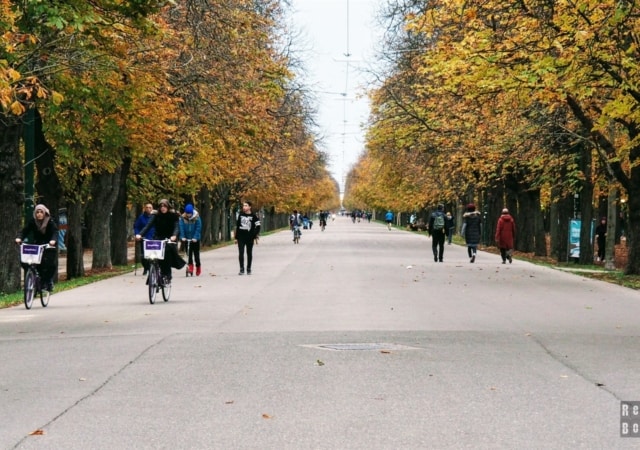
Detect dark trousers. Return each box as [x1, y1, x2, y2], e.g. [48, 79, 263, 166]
[186, 241, 201, 267]
[237, 239, 254, 270]
[597, 237, 605, 260]
[499, 248, 511, 262]
[432, 231, 445, 261]
[137, 241, 150, 272]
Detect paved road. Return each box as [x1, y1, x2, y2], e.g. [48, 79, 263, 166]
[1, 217, 639, 449]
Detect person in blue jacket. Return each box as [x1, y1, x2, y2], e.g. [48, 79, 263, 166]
[179, 203, 203, 276]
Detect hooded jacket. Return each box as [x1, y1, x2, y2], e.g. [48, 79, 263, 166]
[18, 204, 59, 245]
[179, 208, 202, 240]
[495, 213, 516, 249]
[461, 211, 482, 245]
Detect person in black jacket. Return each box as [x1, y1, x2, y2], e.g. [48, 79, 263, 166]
[461, 203, 482, 263]
[135, 199, 185, 283]
[595, 217, 607, 262]
[235, 201, 261, 275]
[428, 204, 447, 262]
[15, 204, 59, 291]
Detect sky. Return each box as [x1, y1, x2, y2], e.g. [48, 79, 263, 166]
[287, 0, 384, 195]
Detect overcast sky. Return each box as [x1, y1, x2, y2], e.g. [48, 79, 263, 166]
[286, 0, 384, 195]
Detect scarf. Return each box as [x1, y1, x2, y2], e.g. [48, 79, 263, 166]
[33, 204, 51, 234]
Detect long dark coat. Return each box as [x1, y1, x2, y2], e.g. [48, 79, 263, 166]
[495, 214, 516, 250]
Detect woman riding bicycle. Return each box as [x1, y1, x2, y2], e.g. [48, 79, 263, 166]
[135, 199, 186, 283]
[15, 204, 58, 291]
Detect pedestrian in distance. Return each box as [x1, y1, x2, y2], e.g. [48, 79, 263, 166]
[495, 208, 516, 264]
[595, 217, 607, 262]
[136, 199, 186, 284]
[385, 210, 394, 230]
[179, 203, 202, 276]
[133, 202, 155, 275]
[15, 204, 59, 292]
[428, 204, 447, 262]
[445, 211, 455, 245]
[461, 203, 482, 263]
[235, 201, 261, 275]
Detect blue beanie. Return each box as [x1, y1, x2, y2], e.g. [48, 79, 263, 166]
[184, 204, 194, 214]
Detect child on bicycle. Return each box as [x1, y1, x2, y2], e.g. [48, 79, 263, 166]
[15, 204, 58, 291]
[179, 203, 202, 276]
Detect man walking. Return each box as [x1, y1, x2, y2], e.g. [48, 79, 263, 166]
[428, 204, 447, 262]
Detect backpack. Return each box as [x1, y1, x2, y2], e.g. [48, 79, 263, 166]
[433, 212, 445, 230]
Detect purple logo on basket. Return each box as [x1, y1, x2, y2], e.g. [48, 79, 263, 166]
[144, 240, 162, 251]
[22, 245, 40, 255]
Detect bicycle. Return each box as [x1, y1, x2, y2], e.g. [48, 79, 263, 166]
[20, 244, 53, 309]
[292, 225, 301, 244]
[143, 239, 173, 304]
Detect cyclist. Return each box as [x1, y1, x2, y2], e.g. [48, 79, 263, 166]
[15, 204, 58, 291]
[235, 201, 261, 275]
[179, 203, 202, 276]
[290, 209, 303, 241]
[318, 210, 328, 230]
[135, 199, 185, 284]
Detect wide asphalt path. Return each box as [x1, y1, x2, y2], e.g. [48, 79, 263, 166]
[1, 216, 639, 449]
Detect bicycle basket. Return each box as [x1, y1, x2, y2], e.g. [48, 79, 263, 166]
[21, 244, 44, 264]
[143, 240, 166, 260]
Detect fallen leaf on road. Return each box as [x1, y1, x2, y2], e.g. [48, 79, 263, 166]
[225, 400, 234, 404]
[29, 429, 45, 435]
[262, 413, 272, 419]
[315, 359, 325, 366]
[380, 350, 391, 354]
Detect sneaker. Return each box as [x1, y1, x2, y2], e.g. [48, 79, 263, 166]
[247, 268, 251, 275]
[163, 276, 171, 285]
[188, 264, 194, 274]
[46, 282, 54, 292]
[196, 266, 201, 276]
[508, 256, 513, 264]
[239, 268, 245, 275]
[142, 269, 148, 276]
[434, 256, 438, 262]
[471, 254, 475, 263]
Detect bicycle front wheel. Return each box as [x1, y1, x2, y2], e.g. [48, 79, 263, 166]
[148, 266, 158, 304]
[24, 269, 36, 310]
[162, 281, 171, 302]
[40, 289, 50, 307]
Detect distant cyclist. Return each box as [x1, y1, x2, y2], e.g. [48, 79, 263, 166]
[290, 209, 303, 240]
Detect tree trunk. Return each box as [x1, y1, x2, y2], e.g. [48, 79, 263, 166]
[604, 186, 617, 270]
[625, 167, 640, 274]
[89, 169, 122, 269]
[65, 200, 85, 279]
[0, 121, 25, 293]
[197, 186, 212, 246]
[111, 157, 131, 266]
[578, 144, 595, 265]
[550, 188, 573, 262]
[530, 189, 547, 256]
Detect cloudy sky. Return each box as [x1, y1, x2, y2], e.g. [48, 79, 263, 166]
[287, 0, 385, 195]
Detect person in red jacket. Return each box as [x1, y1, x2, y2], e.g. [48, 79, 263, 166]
[495, 208, 516, 264]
